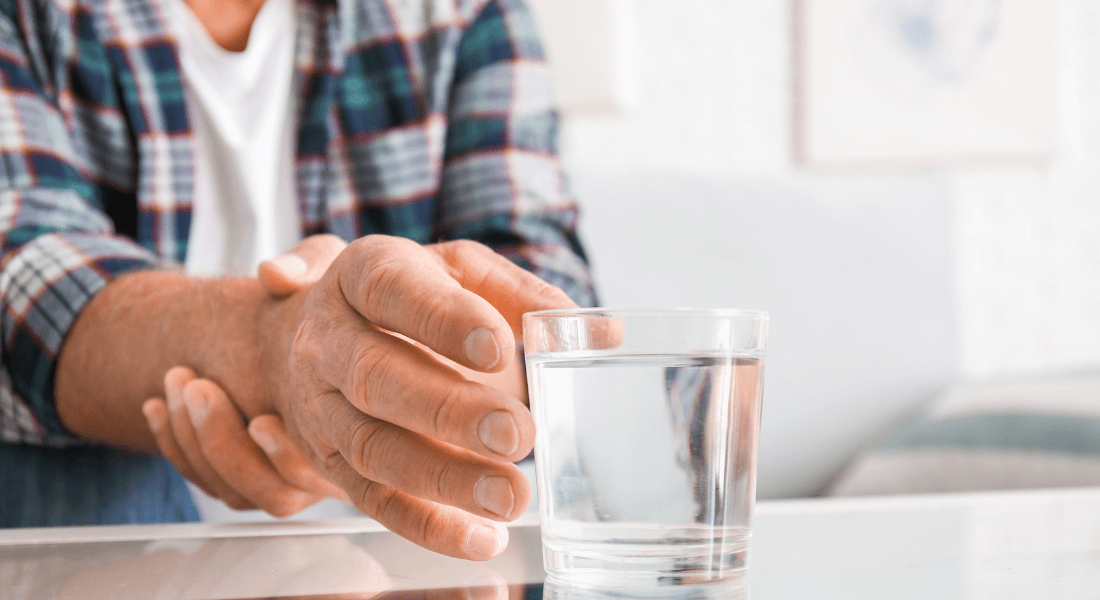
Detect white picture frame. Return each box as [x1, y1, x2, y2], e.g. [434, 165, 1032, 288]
[796, 0, 1060, 168]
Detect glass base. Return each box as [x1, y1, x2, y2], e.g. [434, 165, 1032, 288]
[542, 538, 749, 589]
[543, 576, 749, 600]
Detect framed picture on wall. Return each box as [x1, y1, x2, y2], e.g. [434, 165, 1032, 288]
[795, 0, 1059, 168]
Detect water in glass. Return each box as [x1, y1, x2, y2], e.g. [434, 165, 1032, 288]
[527, 351, 764, 586]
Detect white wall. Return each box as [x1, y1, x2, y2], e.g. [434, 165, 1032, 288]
[953, 0, 1100, 376]
[560, 0, 791, 176]
[556, 0, 1100, 380]
[541, 0, 1100, 496]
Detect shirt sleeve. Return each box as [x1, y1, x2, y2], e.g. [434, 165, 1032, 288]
[437, 0, 598, 308]
[0, 11, 158, 446]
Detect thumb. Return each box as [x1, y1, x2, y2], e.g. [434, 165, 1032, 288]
[258, 234, 348, 297]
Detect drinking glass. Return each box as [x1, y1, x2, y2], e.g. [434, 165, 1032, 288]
[523, 308, 768, 587]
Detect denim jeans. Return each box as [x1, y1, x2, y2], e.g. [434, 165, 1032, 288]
[0, 442, 198, 527]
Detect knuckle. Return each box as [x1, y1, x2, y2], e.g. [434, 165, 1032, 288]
[429, 384, 466, 440]
[381, 234, 420, 253]
[321, 450, 345, 474]
[349, 342, 392, 412]
[418, 503, 461, 551]
[356, 479, 396, 521]
[348, 234, 379, 255]
[348, 419, 394, 479]
[419, 506, 442, 548]
[440, 239, 487, 257]
[355, 236, 423, 300]
[430, 459, 457, 504]
[363, 254, 403, 300]
[290, 321, 317, 360]
[416, 292, 459, 348]
[313, 233, 347, 249]
[355, 234, 418, 262]
[288, 322, 326, 379]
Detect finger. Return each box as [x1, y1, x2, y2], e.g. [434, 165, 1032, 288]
[142, 398, 220, 499]
[521, 310, 626, 352]
[321, 395, 530, 522]
[316, 323, 534, 461]
[429, 240, 578, 338]
[324, 455, 509, 561]
[589, 314, 627, 349]
[333, 235, 514, 372]
[248, 415, 351, 502]
[164, 367, 257, 511]
[185, 380, 324, 517]
[259, 234, 348, 297]
[442, 345, 528, 403]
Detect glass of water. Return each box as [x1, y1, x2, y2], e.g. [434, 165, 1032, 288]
[523, 308, 767, 588]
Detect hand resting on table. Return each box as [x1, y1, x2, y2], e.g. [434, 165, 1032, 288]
[140, 235, 564, 560]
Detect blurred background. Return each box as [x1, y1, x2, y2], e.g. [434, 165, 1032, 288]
[196, 0, 1100, 520]
[529, 0, 1100, 499]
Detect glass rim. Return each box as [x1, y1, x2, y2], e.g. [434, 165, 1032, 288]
[524, 307, 769, 320]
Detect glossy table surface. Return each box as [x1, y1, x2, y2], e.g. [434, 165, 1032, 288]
[5, 487, 1100, 599]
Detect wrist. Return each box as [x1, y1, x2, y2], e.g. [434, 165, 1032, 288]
[56, 271, 278, 448]
[185, 276, 274, 418]
[253, 283, 310, 419]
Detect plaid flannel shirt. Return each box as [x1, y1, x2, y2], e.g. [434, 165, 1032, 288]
[0, 0, 596, 447]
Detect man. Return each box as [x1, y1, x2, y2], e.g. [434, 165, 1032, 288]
[0, 0, 595, 561]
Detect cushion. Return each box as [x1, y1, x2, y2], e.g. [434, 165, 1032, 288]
[828, 373, 1100, 496]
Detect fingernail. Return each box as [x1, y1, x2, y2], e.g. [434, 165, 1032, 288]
[250, 428, 278, 455]
[466, 525, 504, 559]
[271, 253, 308, 277]
[165, 384, 182, 412]
[474, 476, 515, 519]
[143, 404, 164, 429]
[183, 387, 208, 426]
[477, 411, 518, 456]
[465, 327, 500, 370]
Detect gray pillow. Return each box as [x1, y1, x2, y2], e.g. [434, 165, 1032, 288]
[829, 374, 1100, 496]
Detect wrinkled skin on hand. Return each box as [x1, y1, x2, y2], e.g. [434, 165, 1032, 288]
[252, 235, 575, 559]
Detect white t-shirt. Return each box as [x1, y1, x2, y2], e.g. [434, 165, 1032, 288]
[173, 0, 301, 277]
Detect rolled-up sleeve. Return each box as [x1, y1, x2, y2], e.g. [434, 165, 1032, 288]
[0, 13, 156, 446]
[438, 0, 598, 307]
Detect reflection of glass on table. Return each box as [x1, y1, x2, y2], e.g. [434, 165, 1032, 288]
[4, 488, 1100, 598]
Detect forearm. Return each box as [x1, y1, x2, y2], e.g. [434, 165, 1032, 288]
[54, 270, 272, 452]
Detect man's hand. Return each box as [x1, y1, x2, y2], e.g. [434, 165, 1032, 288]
[260, 235, 531, 404]
[141, 235, 533, 522]
[142, 366, 349, 515]
[57, 233, 571, 560]
[141, 236, 349, 518]
[253, 235, 574, 559]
